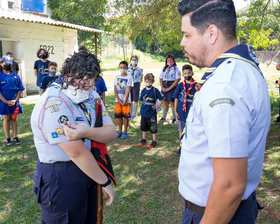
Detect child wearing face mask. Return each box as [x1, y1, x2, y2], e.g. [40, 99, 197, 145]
[138, 73, 165, 148]
[40, 62, 58, 94]
[114, 61, 134, 139]
[173, 64, 196, 154]
[0, 56, 25, 145]
[127, 55, 143, 120]
[34, 48, 50, 95]
[159, 54, 181, 124]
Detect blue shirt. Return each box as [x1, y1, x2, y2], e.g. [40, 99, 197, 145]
[34, 60, 50, 87]
[40, 75, 56, 89]
[0, 72, 25, 100]
[173, 82, 196, 122]
[139, 86, 164, 117]
[95, 77, 107, 97]
[127, 66, 143, 83]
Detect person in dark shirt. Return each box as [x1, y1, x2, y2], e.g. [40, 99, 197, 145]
[40, 62, 58, 94]
[95, 76, 107, 105]
[34, 49, 50, 95]
[138, 73, 165, 148]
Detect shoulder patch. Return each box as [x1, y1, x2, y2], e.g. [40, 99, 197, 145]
[209, 98, 235, 108]
[58, 115, 69, 125]
[46, 100, 62, 113]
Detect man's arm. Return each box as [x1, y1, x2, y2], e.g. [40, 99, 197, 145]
[34, 69, 38, 78]
[174, 98, 179, 120]
[102, 92, 106, 105]
[123, 86, 131, 105]
[159, 78, 165, 92]
[114, 85, 123, 105]
[200, 157, 247, 224]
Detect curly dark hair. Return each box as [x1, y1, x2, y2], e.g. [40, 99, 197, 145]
[36, 48, 49, 58]
[61, 51, 101, 88]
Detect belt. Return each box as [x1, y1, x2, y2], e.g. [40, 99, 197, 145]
[53, 160, 74, 165]
[185, 193, 253, 215]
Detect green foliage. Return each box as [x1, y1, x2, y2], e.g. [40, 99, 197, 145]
[237, 0, 280, 50]
[47, 0, 108, 44]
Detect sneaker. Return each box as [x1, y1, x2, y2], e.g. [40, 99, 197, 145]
[172, 119, 176, 124]
[138, 139, 147, 146]
[159, 117, 166, 123]
[116, 131, 122, 138]
[147, 141, 157, 148]
[275, 116, 280, 122]
[13, 137, 22, 145]
[121, 132, 128, 139]
[5, 138, 13, 146]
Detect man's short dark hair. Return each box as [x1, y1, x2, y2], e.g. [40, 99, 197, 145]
[6, 52, 13, 56]
[177, 0, 237, 41]
[49, 62, 58, 68]
[119, 61, 128, 68]
[182, 64, 193, 72]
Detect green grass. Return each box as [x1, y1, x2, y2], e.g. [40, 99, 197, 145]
[0, 67, 280, 223]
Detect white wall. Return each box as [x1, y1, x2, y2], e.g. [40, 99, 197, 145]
[0, 18, 78, 94]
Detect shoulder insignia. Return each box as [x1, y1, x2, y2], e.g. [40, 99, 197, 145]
[46, 100, 62, 113]
[58, 115, 69, 125]
[209, 98, 235, 108]
[55, 128, 64, 135]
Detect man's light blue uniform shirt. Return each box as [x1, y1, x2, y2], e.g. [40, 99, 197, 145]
[31, 86, 112, 163]
[127, 66, 143, 83]
[178, 58, 271, 207]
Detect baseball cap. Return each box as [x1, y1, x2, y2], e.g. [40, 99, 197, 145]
[1, 56, 13, 64]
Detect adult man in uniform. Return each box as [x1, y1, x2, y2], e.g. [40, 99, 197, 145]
[177, 0, 271, 223]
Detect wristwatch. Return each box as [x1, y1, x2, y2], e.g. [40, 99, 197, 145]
[101, 178, 111, 188]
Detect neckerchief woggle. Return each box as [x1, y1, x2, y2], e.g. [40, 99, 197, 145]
[195, 44, 262, 94]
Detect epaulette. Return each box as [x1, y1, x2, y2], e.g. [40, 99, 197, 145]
[46, 85, 61, 97]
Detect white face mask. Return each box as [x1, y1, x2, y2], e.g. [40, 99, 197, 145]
[120, 69, 127, 74]
[145, 82, 153, 88]
[62, 85, 90, 104]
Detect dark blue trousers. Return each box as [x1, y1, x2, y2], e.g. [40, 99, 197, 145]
[33, 161, 97, 224]
[182, 192, 259, 224]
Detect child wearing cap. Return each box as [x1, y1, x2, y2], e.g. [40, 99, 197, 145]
[0, 56, 25, 145]
[138, 73, 165, 148]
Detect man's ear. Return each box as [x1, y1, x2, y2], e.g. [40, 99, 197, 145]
[207, 24, 219, 45]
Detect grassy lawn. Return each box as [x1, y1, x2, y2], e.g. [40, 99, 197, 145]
[0, 63, 280, 223]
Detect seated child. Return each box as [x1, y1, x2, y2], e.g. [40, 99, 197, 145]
[173, 64, 197, 154]
[138, 73, 164, 148]
[40, 62, 58, 94]
[114, 61, 134, 139]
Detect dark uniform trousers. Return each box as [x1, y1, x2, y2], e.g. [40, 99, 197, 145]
[33, 160, 97, 224]
[182, 191, 259, 224]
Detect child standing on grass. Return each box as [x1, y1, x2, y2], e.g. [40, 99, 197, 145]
[127, 55, 143, 120]
[40, 62, 58, 94]
[0, 56, 24, 145]
[173, 65, 196, 154]
[114, 61, 134, 139]
[138, 73, 164, 148]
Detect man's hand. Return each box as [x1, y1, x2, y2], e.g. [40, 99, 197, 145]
[175, 112, 180, 120]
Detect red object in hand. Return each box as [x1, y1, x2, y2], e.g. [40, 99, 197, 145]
[13, 107, 19, 120]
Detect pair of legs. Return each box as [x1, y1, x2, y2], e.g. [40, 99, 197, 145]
[161, 100, 176, 121]
[117, 117, 129, 133]
[142, 132, 156, 142]
[130, 101, 139, 119]
[3, 114, 18, 139]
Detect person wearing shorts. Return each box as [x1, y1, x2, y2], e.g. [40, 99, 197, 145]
[127, 55, 143, 120]
[114, 61, 134, 139]
[138, 73, 164, 148]
[159, 54, 181, 124]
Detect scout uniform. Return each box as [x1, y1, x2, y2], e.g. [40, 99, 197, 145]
[31, 85, 112, 223]
[178, 45, 271, 223]
[127, 65, 143, 102]
[159, 65, 181, 102]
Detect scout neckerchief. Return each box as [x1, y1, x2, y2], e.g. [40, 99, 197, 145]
[129, 65, 137, 80]
[78, 102, 92, 126]
[182, 78, 196, 112]
[195, 44, 262, 95]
